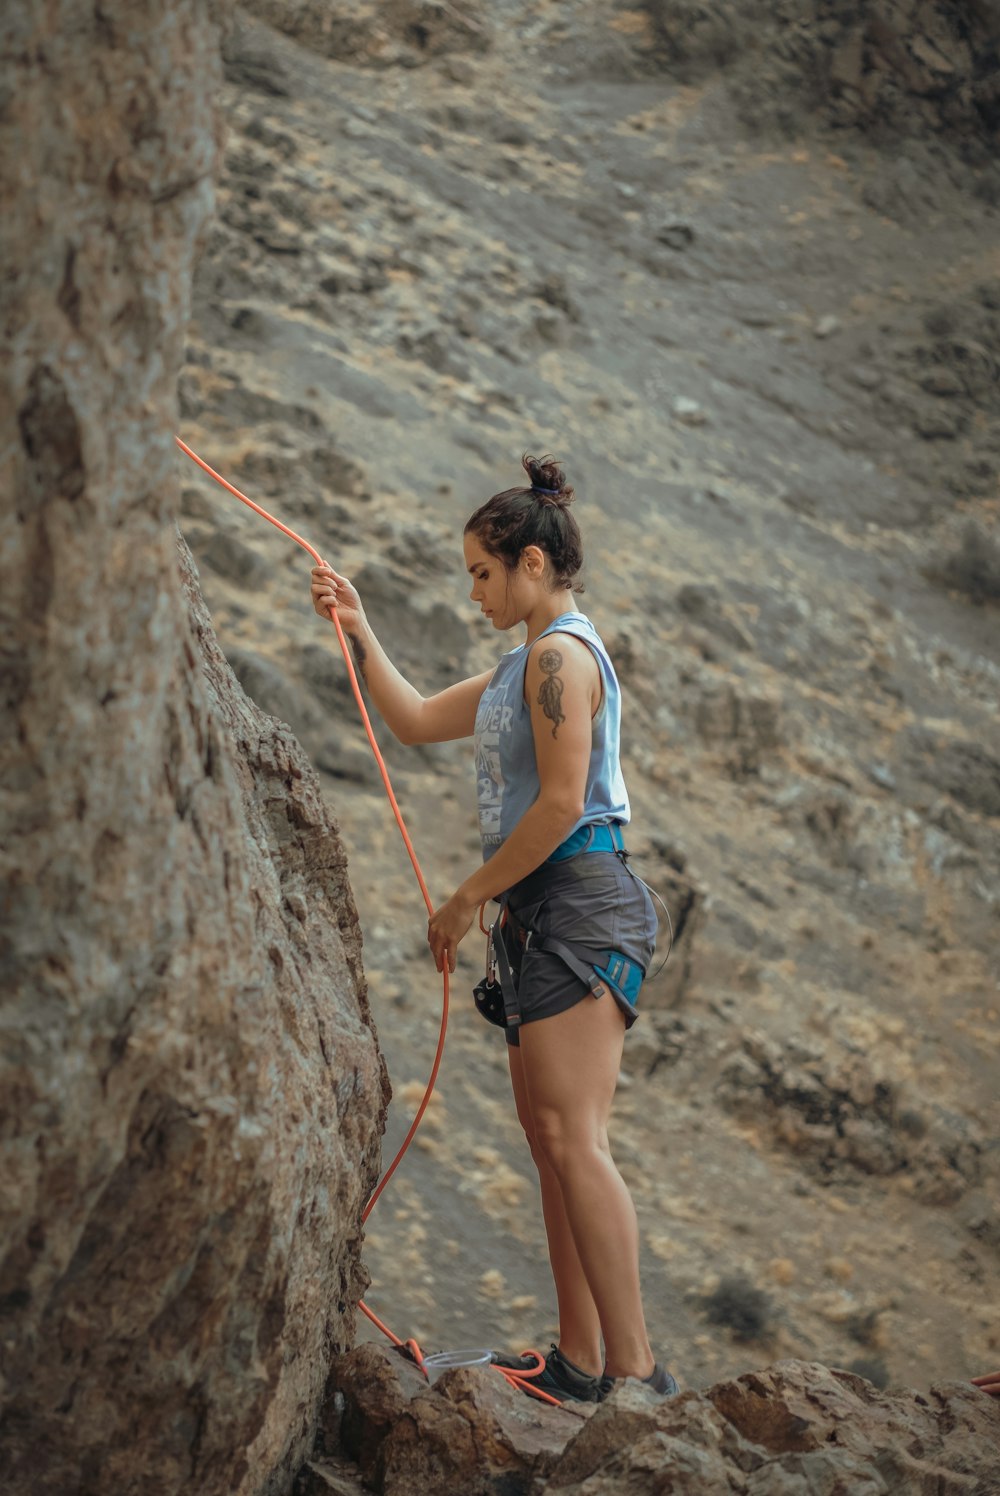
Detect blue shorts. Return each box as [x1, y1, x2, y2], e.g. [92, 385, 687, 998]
[499, 851, 658, 1047]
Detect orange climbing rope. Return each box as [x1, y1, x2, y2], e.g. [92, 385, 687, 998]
[174, 436, 560, 1407]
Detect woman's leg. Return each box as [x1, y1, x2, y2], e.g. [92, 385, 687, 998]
[508, 1043, 604, 1375]
[518, 994, 655, 1379]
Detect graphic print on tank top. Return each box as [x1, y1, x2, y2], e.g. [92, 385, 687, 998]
[475, 674, 516, 848]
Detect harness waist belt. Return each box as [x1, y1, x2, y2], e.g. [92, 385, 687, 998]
[548, 821, 626, 863]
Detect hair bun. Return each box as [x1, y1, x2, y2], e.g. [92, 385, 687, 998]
[522, 452, 575, 506]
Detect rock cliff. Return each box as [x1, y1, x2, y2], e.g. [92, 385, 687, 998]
[0, 5, 386, 1493]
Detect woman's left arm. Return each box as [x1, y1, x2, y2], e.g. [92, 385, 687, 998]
[427, 634, 598, 973]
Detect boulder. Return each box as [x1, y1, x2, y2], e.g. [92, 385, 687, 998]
[685, 674, 784, 778]
[317, 1350, 1000, 1495]
[543, 1361, 1000, 1494]
[716, 1029, 983, 1200]
[547, 1364, 999, 1490]
[0, 5, 387, 1493]
[327, 1341, 589, 1496]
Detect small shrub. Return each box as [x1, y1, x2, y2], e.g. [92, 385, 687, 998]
[926, 521, 1000, 605]
[846, 1308, 883, 1348]
[702, 1274, 774, 1341]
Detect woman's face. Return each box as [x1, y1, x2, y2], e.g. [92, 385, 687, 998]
[464, 533, 519, 629]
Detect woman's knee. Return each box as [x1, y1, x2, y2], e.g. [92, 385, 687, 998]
[515, 1118, 552, 1177]
[532, 1109, 607, 1177]
[514, 1108, 546, 1170]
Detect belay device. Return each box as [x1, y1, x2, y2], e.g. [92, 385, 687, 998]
[473, 915, 520, 1031]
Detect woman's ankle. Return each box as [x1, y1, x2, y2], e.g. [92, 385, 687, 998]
[557, 1341, 603, 1379]
[603, 1348, 655, 1380]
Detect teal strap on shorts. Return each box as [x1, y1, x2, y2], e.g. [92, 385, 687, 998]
[593, 951, 644, 1005]
[533, 934, 644, 1007]
[548, 820, 626, 863]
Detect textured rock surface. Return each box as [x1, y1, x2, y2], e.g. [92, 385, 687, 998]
[320, 1346, 1000, 1496]
[320, 1342, 589, 1496]
[545, 1361, 1000, 1494]
[236, 0, 491, 67]
[637, 0, 1000, 149]
[0, 5, 386, 1494]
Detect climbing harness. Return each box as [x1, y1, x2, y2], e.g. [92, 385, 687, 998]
[175, 436, 562, 1407]
[472, 819, 674, 1034]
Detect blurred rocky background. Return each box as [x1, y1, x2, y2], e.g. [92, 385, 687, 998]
[180, 0, 999, 1418]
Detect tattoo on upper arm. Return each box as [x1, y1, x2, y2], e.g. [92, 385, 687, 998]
[537, 648, 566, 738]
[348, 632, 368, 681]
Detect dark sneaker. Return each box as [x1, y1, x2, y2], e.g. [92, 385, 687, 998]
[599, 1361, 679, 1399]
[493, 1344, 603, 1403]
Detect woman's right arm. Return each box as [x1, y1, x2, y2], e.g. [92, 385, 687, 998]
[311, 565, 492, 745]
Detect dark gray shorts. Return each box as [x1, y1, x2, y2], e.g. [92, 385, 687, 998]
[499, 851, 658, 1048]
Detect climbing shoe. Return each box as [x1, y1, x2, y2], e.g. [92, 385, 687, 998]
[599, 1361, 680, 1399]
[493, 1344, 603, 1403]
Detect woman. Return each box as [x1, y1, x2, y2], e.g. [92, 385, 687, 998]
[311, 454, 677, 1403]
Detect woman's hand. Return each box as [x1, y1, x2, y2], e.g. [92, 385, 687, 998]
[971, 1371, 1000, 1398]
[428, 893, 478, 974]
[311, 565, 366, 635]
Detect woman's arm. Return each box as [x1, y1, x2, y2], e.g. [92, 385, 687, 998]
[312, 564, 492, 743]
[428, 633, 600, 971]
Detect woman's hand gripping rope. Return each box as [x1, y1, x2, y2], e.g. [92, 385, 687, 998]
[311, 565, 365, 635]
[428, 892, 478, 974]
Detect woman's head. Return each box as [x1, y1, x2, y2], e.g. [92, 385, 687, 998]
[463, 454, 584, 596]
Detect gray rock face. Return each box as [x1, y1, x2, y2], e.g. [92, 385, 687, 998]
[0, 6, 386, 1493]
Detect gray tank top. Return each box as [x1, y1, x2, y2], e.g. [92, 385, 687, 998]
[473, 612, 630, 861]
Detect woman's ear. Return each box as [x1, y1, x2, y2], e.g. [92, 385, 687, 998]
[520, 544, 546, 578]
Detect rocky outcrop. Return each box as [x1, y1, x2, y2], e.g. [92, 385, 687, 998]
[0, 5, 386, 1493]
[316, 1342, 591, 1496]
[639, 0, 1000, 149]
[545, 1361, 1000, 1495]
[312, 1345, 1000, 1496]
[235, 0, 491, 68]
[717, 1027, 985, 1200]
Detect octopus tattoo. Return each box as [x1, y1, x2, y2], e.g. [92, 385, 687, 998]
[537, 648, 566, 737]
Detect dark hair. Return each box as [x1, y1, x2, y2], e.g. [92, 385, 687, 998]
[464, 453, 584, 592]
